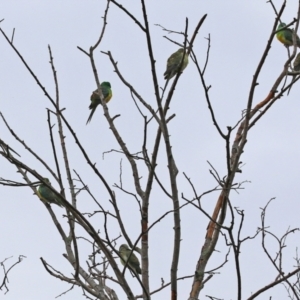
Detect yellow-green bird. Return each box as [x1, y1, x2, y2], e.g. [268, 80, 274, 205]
[276, 23, 300, 47]
[86, 82, 112, 124]
[164, 48, 189, 80]
[36, 178, 63, 207]
[119, 244, 141, 275]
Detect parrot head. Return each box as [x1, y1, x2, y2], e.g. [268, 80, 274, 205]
[101, 82, 111, 88]
[277, 23, 287, 30]
[119, 244, 129, 251]
[42, 178, 51, 185]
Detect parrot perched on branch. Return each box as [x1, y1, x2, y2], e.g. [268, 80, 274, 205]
[119, 244, 141, 275]
[86, 81, 112, 124]
[37, 178, 63, 207]
[164, 48, 189, 80]
[276, 22, 300, 47]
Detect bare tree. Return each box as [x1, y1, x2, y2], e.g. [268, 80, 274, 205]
[1, 1, 300, 299]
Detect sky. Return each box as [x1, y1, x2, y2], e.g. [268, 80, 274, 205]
[1, 1, 300, 299]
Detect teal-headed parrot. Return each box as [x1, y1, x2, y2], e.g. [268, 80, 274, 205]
[276, 23, 300, 47]
[86, 82, 112, 124]
[119, 244, 141, 275]
[164, 48, 189, 80]
[37, 178, 63, 207]
[287, 52, 300, 95]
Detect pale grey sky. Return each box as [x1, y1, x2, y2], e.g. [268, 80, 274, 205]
[1, 1, 300, 299]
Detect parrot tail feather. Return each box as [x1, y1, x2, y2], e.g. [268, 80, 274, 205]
[86, 107, 97, 124]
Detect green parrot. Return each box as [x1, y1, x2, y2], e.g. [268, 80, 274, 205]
[287, 52, 300, 95]
[86, 82, 112, 124]
[37, 178, 63, 207]
[276, 23, 300, 47]
[164, 48, 189, 80]
[119, 244, 141, 275]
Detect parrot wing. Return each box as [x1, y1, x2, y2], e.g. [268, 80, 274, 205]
[164, 51, 182, 79]
[37, 183, 63, 207]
